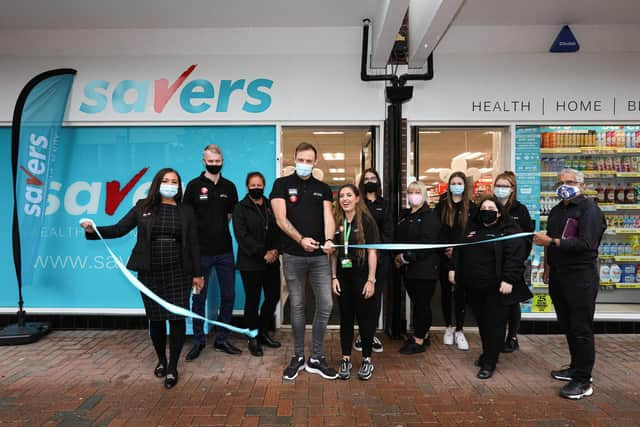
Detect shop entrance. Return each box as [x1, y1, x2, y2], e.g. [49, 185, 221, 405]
[278, 126, 378, 327]
[410, 126, 510, 328]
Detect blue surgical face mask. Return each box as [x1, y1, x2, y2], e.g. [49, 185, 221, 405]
[493, 187, 512, 200]
[450, 184, 465, 195]
[557, 184, 580, 200]
[295, 163, 313, 178]
[159, 183, 179, 198]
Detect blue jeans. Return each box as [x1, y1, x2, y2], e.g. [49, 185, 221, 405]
[192, 252, 236, 344]
[282, 253, 332, 359]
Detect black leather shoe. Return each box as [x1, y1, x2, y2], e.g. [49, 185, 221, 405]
[477, 367, 494, 379]
[164, 371, 178, 389]
[185, 343, 205, 361]
[259, 331, 281, 348]
[214, 340, 242, 355]
[248, 338, 264, 357]
[154, 362, 167, 378]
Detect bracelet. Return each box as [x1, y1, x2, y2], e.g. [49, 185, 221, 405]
[325, 238, 334, 243]
[332, 276, 337, 280]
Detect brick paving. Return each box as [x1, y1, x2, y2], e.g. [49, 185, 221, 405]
[1, 330, 639, 426]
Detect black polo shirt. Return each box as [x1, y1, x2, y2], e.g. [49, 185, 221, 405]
[364, 197, 393, 243]
[270, 173, 333, 256]
[335, 213, 379, 275]
[183, 172, 238, 256]
[545, 195, 606, 270]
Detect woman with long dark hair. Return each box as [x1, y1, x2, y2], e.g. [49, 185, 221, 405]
[493, 171, 534, 353]
[450, 195, 532, 379]
[352, 168, 393, 353]
[331, 184, 379, 380]
[81, 168, 203, 389]
[232, 171, 281, 357]
[395, 181, 441, 354]
[435, 171, 476, 351]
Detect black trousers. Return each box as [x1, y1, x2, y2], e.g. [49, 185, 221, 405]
[337, 270, 378, 358]
[404, 278, 436, 339]
[240, 264, 281, 332]
[506, 303, 521, 338]
[467, 286, 510, 370]
[549, 266, 598, 383]
[439, 261, 466, 330]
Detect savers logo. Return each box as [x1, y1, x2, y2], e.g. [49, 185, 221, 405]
[80, 64, 273, 115]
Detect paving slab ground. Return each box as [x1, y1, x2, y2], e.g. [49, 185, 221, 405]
[1, 330, 639, 426]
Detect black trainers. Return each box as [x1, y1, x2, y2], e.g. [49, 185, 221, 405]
[358, 358, 374, 380]
[353, 335, 363, 352]
[283, 356, 305, 380]
[338, 358, 352, 380]
[399, 338, 426, 355]
[560, 380, 593, 400]
[551, 367, 593, 383]
[354, 335, 384, 353]
[502, 336, 519, 353]
[372, 336, 384, 353]
[551, 367, 575, 381]
[305, 356, 338, 380]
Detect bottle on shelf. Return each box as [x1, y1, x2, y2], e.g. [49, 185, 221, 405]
[625, 183, 636, 205]
[615, 182, 626, 204]
[596, 182, 605, 203]
[605, 182, 615, 203]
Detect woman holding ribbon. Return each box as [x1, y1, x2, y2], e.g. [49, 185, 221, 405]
[394, 181, 441, 355]
[493, 171, 534, 353]
[435, 171, 476, 351]
[81, 168, 203, 389]
[449, 195, 531, 379]
[331, 184, 379, 380]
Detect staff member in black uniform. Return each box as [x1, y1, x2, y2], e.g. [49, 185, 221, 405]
[271, 142, 337, 381]
[183, 144, 240, 359]
[82, 168, 203, 389]
[352, 168, 392, 353]
[394, 181, 441, 354]
[493, 171, 534, 353]
[435, 171, 476, 351]
[331, 184, 379, 380]
[534, 168, 606, 400]
[450, 195, 531, 380]
[232, 172, 282, 357]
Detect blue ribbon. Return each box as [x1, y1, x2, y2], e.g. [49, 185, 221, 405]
[80, 218, 258, 338]
[328, 231, 535, 250]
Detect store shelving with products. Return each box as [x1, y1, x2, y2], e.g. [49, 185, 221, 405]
[537, 125, 640, 301]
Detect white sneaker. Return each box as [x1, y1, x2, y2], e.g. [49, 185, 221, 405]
[443, 326, 455, 345]
[454, 330, 469, 351]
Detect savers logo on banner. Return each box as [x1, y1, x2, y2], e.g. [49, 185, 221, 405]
[1, 125, 276, 312]
[79, 64, 273, 115]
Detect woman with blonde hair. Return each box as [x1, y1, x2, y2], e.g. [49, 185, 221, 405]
[331, 184, 380, 380]
[394, 181, 441, 354]
[493, 171, 534, 353]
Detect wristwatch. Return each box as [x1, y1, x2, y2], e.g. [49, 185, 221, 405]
[550, 238, 558, 247]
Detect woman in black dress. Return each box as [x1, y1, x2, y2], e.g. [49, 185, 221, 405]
[82, 168, 203, 389]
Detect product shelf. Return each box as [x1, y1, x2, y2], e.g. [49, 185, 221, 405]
[540, 147, 640, 154]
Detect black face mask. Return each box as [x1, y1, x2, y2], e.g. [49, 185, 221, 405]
[206, 164, 222, 174]
[479, 210, 498, 224]
[364, 182, 379, 193]
[248, 188, 264, 200]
